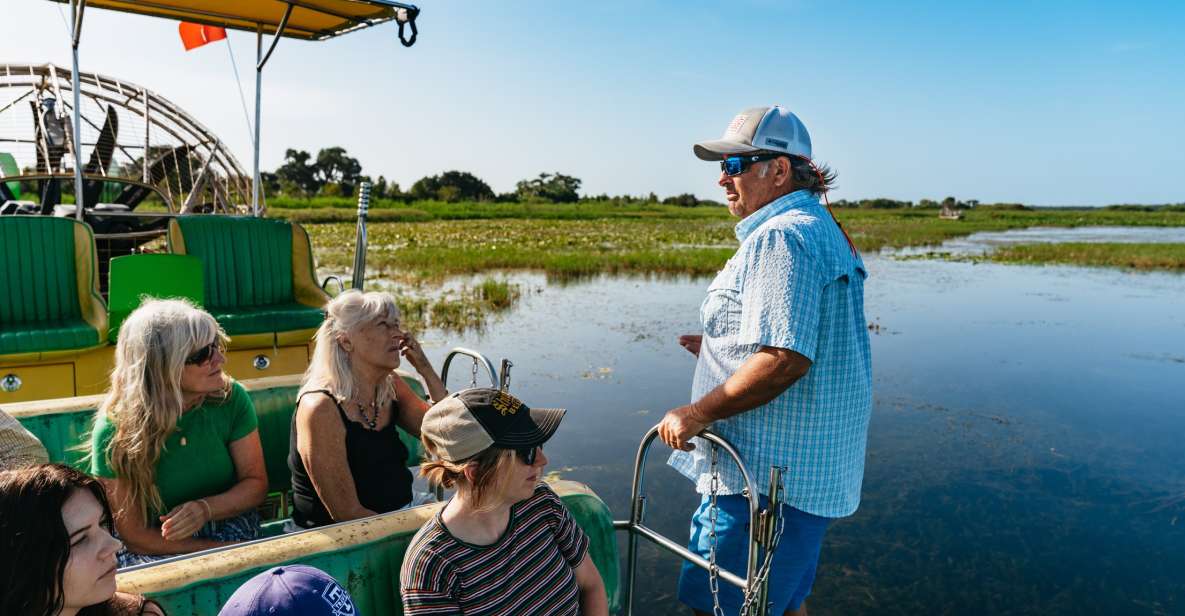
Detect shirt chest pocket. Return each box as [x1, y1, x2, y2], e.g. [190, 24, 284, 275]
[701, 285, 742, 339]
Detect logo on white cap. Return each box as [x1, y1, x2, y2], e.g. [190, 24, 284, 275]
[725, 114, 748, 135]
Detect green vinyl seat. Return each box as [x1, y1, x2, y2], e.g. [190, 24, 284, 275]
[212, 303, 327, 337]
[167, 216, 329, 344]
[0, 216, 107, 357]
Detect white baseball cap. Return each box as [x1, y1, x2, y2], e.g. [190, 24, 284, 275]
[693, 106, 812, 161]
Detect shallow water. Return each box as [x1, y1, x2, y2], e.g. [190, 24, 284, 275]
[893, 225, 1185, 257]
[401, 232, 1185, 615]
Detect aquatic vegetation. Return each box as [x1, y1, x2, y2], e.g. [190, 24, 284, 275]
[307, 218, 739, 282]
[987, 242, 1185, 271]
[834, 207, 1185, 252]
[302, 206, 1185, 282]
[376, 278, 525, 334]
[898, 243, 1185, 272]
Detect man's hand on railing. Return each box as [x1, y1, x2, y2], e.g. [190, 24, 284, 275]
[657, 405, 707, 452]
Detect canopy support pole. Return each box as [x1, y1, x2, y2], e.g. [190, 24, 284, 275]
[251, 2, 294, 217]
[70, 0, 87, 220]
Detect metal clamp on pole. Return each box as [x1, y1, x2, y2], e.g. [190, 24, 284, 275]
[498, 358, 513, 391]
[440, 347, 499, 390]
[350, 181, 372, 291]
[396, 6, 420, 47]
[614, 426, 784, 616]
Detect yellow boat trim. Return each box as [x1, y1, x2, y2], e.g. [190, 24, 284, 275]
[1, 370, 427, 418]
[46, 0, 411, 41]
[116, 480, 596, 594]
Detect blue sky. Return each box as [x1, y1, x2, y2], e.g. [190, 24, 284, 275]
[7, 0, 1184, 205]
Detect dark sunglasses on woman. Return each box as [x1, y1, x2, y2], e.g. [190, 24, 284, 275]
[185, 341, 221, 366]
[515, 446, 541, 466]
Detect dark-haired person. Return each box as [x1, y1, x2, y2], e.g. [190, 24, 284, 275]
[0, 463, 166, 616]
[660, 106, 872, 615]
[400, 388, 607, 616]
[90, 299, 267, 567]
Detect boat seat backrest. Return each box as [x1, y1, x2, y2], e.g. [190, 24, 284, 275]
[166, 216, 329, 340]
[168, 216, 298, 310]
[0, 215, 107, 354]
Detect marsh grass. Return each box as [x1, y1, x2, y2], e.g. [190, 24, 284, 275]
[384, 278, 525, 334]
[306, 208, 1185, 282]
[307, 218, 739, 282]
[834, 207, 1185, 251]
[987, 243, 1185, 271]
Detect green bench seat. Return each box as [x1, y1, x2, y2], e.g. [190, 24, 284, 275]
[212, 303, 327, 337]
[0, 318, 100, 356]
[0, 216, 107, 356]
[167, 216, 329, 345]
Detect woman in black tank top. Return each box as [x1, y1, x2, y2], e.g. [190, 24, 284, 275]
[288, 290, 447, 528]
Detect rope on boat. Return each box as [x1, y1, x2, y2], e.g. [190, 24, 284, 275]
[396, 7, 420, 47]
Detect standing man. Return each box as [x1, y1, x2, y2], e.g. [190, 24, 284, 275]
[659, 106, 872, 616]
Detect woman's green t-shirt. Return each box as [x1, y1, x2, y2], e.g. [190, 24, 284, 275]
[90, 381, 258, 516]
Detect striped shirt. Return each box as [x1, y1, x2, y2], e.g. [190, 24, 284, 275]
[400, 483, 590, 615]
[669, 189, 873, 518]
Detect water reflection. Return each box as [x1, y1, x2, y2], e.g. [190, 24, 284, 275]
[408, 246, 1184, 615]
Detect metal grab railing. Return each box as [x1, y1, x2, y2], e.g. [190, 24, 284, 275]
[613, 426, 783, 616]
[440, 347, 500, 390]
[320, 275, 346, 296]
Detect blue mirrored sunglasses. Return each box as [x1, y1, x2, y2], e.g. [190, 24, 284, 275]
[720, 153, 781, 177]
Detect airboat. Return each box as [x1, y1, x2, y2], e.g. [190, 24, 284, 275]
[1, 2, 791, 614]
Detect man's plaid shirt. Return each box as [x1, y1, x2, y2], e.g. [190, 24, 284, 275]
[669, 189, 873, 518]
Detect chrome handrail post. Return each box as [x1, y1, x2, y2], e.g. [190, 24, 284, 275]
[622, 425, 661, 615]
[616, 426, 766, 615]
[440, 347, 499, 390]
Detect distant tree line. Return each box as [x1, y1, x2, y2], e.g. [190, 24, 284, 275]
[827, 196, 1037, 210]
[260, 146, 722, 206]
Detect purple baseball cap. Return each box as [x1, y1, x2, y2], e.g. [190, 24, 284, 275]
[217, 565, 359, 616]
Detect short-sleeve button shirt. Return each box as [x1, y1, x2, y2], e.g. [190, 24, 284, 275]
[668, 190, 873, 518]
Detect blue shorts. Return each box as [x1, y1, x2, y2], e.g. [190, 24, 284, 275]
[678, 494, 830, 615]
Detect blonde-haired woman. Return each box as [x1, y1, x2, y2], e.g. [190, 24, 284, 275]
[288, 290, 447, 528]
[400, 388, 607, 616]
[90, 299, 267, 567]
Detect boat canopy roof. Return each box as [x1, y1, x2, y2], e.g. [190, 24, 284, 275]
[45, 0, 414, 40]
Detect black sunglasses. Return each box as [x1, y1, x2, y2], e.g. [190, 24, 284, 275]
[720, 153, 782, 177]
[515, 445, 541, 465]
[185, 341, 221, 366]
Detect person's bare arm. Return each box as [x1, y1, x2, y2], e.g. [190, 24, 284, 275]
[399, 333, 448, 402]
[108, 592, 166, 616]
[394, 373, 433, 437]
[101, 478, 228, 556]
[574, 553, 609, 616]
[658, 346, 811, 451]
[159, 430, 268, 541]
[296, 396, 376, 522]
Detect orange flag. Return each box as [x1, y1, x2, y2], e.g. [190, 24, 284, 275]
[179, 22, 227, 51]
